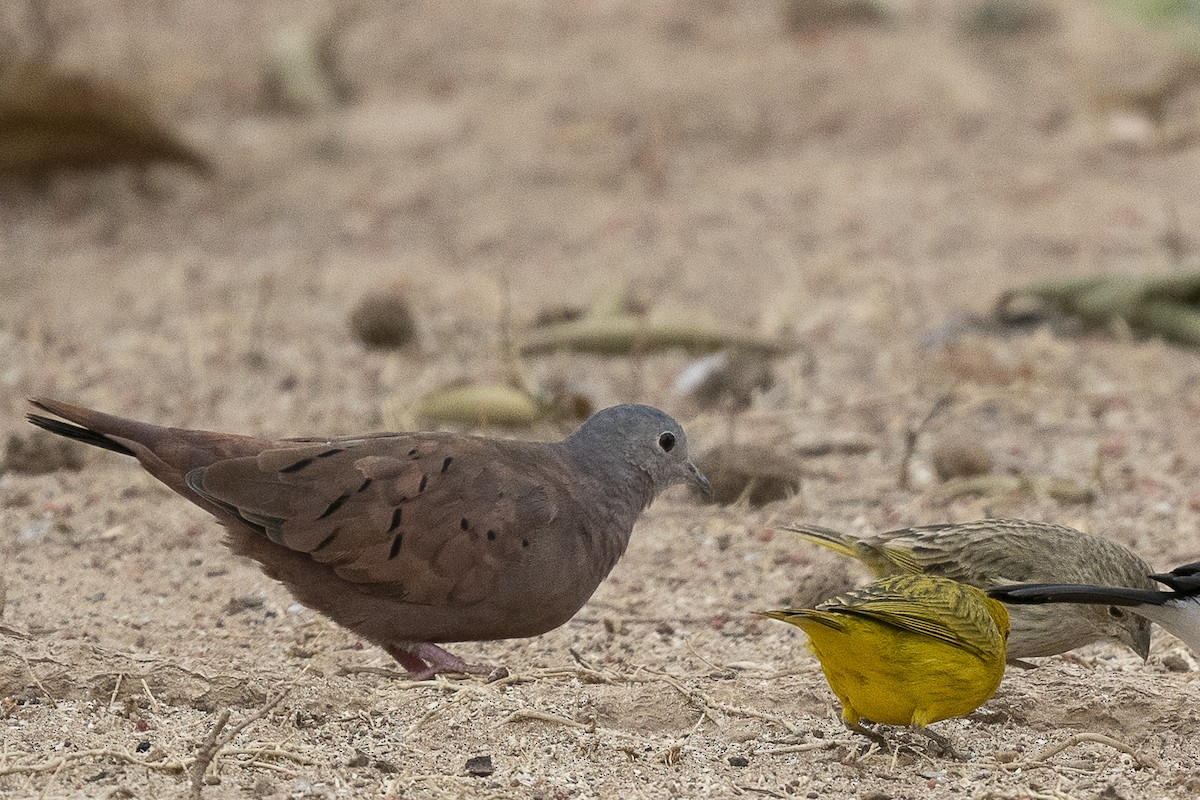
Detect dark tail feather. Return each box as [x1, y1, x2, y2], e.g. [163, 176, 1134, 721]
[989, 583, 1169, 607]
[26, 411, 135, 457]
[1152, 563, 1200, 594]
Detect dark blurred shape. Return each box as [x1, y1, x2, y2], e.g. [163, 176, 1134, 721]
[540, 382, 594, 423]
[788, 560, 860, 610]
[464, 755, 495, 777]
[695, 442, 803, 507]
[782, 0, 887, 34]
[530, 285, 648, 329]
[350, 283, 418, 349]
[531, 304, 586, 328]
[957, 1, 1056, 38]
[0, 61, 211, 179]
[2, 431, 85, 475]
[930, 435, 993, 482]
[672, 348, 775, 411]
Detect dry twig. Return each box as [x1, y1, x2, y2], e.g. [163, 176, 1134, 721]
[897, 393, 953, 489]
[1029, 732, 1158, 771]
[0, 749, 188, 777]
[189, 682, 297, 798]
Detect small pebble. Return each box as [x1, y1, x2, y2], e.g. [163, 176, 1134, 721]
[222, 596, 265, 615]
[466, 755, 495, 777]
[1161, 653, 1191, 673]
[350, 284, 418, 349]
[930, 436, 993, 481]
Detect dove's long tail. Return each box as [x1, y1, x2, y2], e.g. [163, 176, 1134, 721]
[27, 397, 140, 456]
[26, 396, 268, 516]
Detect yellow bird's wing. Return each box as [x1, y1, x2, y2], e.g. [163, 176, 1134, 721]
[816, 575, 1005, 660]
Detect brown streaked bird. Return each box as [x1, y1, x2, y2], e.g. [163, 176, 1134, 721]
[785, 519, 1155, 661]
[27, 397, 710, 679]
[991, 561, 1200, 655]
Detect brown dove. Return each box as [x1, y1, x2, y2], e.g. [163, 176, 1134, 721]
[27, 397, 711, 679]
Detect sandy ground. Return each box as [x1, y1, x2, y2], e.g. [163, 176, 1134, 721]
[4, 0, 1200, 797]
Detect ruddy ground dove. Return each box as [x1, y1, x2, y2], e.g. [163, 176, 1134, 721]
[27, 397, 710, 679]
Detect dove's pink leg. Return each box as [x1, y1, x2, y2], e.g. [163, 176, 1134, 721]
[386, 643, 493, 680]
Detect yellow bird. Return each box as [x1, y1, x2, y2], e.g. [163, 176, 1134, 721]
[785, 519, 1153, 660]
[760, 574, 1009, 746]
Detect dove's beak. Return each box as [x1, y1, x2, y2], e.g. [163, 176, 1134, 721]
[685, 460, 712, 499]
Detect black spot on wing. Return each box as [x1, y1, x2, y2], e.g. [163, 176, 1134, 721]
[487, 530, 497, 541]
[317, 449, 343, 458]
[418, 474, 428, 493]
[316, 493, 350, 520]
[313, 528, 340, 552]
[389, 532, 404, 559]
[356, 478, 373, 493]
[460, 518, 469, 531]
[441, 457, 453, 473]
[280, 457, 314, 474]
[389, 508, 403, 532]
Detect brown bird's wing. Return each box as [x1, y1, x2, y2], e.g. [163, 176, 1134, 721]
[187, 434, 561, 606]
[872, 519, 1155, 588]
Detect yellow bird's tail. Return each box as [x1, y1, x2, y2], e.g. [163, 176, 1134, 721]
[756, 607, 847, 633]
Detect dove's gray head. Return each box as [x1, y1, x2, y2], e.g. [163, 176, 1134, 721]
[567, 404, 710, 498]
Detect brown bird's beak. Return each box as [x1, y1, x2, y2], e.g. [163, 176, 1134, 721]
[1126, 618, 1152, 662]
[685, 460, 712, 499]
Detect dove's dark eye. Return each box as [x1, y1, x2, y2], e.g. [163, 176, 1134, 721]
[1107, 606, 1125, 619]
[657, 432, 676, 452]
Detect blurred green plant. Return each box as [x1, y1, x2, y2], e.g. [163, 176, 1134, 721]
[1108, 0, 1200, 49]
[997, 272, 1200, 347]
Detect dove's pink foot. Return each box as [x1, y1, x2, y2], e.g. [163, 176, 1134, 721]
[386, 642, 494, 680]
